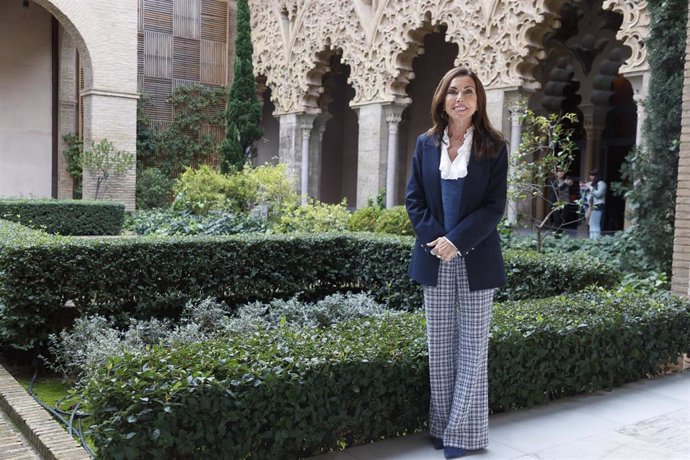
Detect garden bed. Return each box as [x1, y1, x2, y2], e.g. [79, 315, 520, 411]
[0, 220, 620, 349]
[83, 290, 690, 459]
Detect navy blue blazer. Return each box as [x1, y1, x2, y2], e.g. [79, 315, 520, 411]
[405, 132, 508, 290]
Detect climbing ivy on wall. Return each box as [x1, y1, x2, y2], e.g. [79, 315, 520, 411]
[617, 0, 688, 274]
[135, 86, 226, 208]
[158, 84, 226, 177]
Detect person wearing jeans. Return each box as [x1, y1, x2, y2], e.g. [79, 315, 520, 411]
[585, 169, 606, 240]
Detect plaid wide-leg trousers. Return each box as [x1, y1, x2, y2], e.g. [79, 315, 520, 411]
[423, 256, 494, 450]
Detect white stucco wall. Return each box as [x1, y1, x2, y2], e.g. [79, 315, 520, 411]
[0, 0, 53, 198]
[40, 0, 138, 209]
[0, 0, 138, 208]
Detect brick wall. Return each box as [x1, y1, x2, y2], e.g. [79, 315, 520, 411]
[34, 0, 138, 209]
[671, 5, 690, 296]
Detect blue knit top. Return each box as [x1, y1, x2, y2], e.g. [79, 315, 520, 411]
[441, 178, 465, 233]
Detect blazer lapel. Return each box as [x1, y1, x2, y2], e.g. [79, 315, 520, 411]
[423, 136, 442, 218]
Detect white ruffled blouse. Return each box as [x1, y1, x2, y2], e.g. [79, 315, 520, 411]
[439, 126, 473, 180]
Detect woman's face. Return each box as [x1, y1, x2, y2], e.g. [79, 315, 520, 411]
[444, 76, 478, 127]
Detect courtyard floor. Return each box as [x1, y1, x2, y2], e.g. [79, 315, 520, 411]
[0, 365, 687, 459]
[311, 371, 690, 460]
[0, 410, 39, 460]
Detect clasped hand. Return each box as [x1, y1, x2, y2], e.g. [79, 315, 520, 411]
[427, 237, 458, 262]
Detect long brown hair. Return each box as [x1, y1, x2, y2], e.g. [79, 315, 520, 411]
[426, 67, 505, 160]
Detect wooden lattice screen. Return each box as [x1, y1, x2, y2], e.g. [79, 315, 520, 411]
[138, 0, 229, 156]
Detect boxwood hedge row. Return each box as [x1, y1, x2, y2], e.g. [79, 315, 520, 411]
[83, 290, 690, 459]
[0, 198, 124, 235]
[0, 222, 620, 349]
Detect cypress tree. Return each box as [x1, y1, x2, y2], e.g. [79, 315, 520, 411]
[220, 0, 264, 172]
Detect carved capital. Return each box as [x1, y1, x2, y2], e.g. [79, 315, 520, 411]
[297, 113, 317, 133]
[383, 103, 406, 126]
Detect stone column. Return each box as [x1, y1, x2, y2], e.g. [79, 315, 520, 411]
[309, 114, 330, 199]
[384, 104, 405, 208]
[298, 114, 316, 205]
[507, 106, 523, 225]
[81, 90, 138, 210]
[278, 113, 299, 179]
[621, 71, 650, 229]
[581, 106, 604, 176]
[626, 72, 650, 148]
[485, 87, 519, 137]
[354, 102, 387, 208]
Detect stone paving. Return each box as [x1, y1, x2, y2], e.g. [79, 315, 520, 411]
[1, 358, 687, 460]
[311, 371, 690, 460]
[0, 365, 89, 460]
[0, 410, 40, 460]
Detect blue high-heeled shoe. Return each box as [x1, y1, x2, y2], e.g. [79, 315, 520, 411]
[443, 446, 466, 459]
[430, 436, 444, 450]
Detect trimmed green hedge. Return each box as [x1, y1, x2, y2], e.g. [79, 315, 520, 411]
[0, 198, 124, 235]
[0, 223, 619, 349]
[83, 290, 690, 459]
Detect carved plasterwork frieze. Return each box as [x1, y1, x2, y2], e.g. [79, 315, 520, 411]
[602, 0, 650, 73]
[250, 0, 371, 113]
[249, 0, 650, 113]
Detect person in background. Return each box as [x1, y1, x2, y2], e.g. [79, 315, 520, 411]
[405, 67, 508, 459]
[550, 168, 573, 234]
[584, 169, 606, 239]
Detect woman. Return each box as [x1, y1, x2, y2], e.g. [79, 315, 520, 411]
[585, 169, 606, 240]
[405, 67, 508, 459]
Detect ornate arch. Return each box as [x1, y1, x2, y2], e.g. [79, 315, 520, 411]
[602, 0, 649, 73]
[251, 0, 369, 113]
[521, 0, 650, 87]
[249, 0, 650, 112]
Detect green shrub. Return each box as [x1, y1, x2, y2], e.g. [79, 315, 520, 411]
[83, 290, 690, 459]
[349, 205, 382, 232]
[62, 133, 83, 198]
[0, 199, 124, 235]
[172, 165, 232, 214]
[374, 206, 414, 236]
[274, 199, 351, 233]
[0, 227, 620, 349]
[47, 293, 390, 380]
[496, 248, 619, 302]
[171, 163, 298, 219]
[81, 138, 135, 201]
[85, 312, 425, 459]
[126, 209, 266, 236]
[238, 292, 392, 329]
[234, 163, 298, 219]
[503, 231, 660, 275]
[136, 167, 174, 209]
[349, 203, 412, 236]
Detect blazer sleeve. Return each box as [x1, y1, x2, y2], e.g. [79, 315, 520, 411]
[445, 143, 508, 255]
[405, 136, 445, 243]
